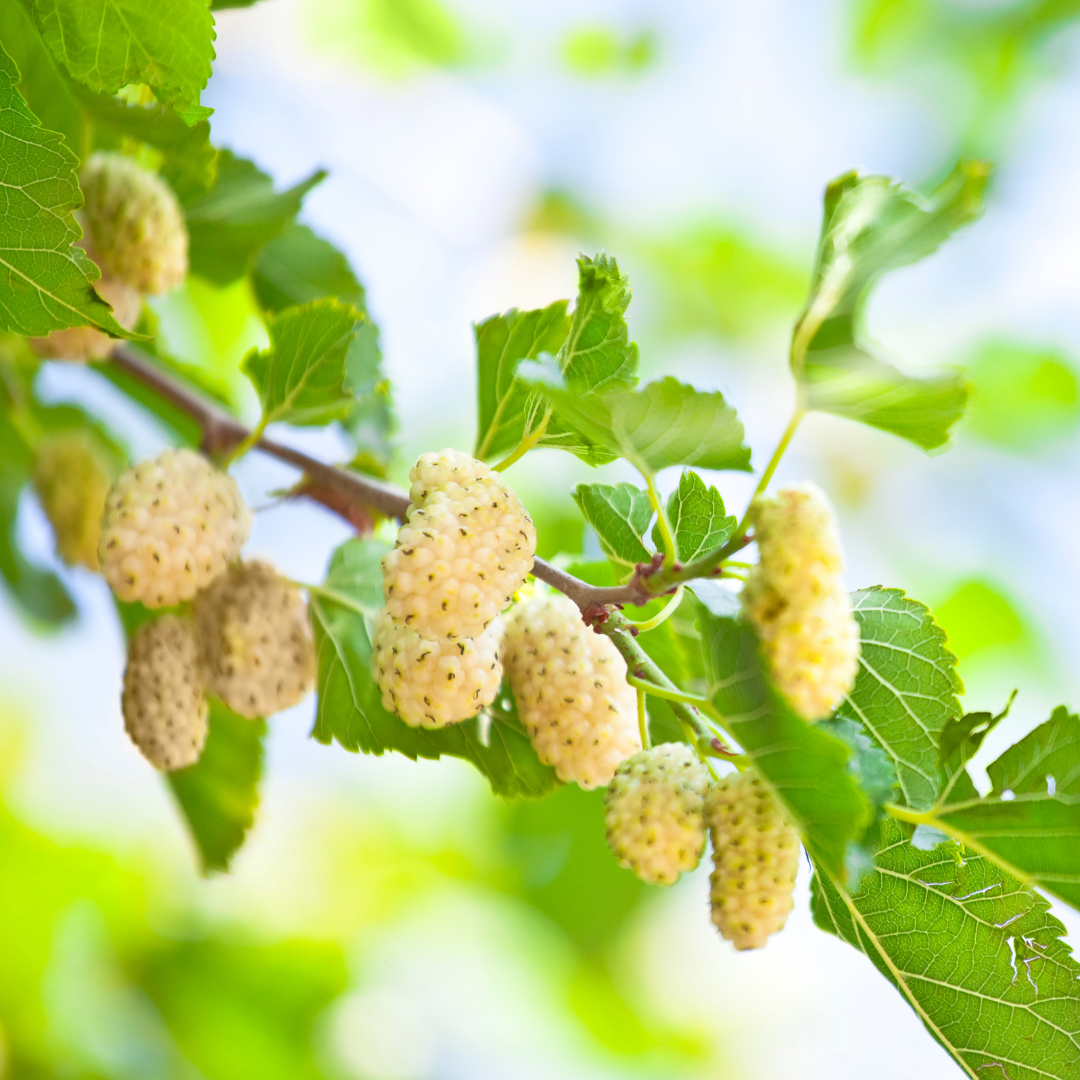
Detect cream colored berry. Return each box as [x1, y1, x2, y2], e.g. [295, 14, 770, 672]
[743, 482, 860, 721]
[707, 770, 800, 951]
[502, 594, 640, 789]
[122, 615, 208, 770]
[99, 448, 251, 608]
[81, 152, 188, 295]
[604, 742, 711, 884]
[32, 431, 115, 570]
[382, 449, 536, 641]
[30, 270, 142, 362]
[194, 561, 316, 718]
[372, 611, 502, 728]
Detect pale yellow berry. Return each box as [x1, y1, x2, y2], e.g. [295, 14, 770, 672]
[604, 742, 711, 884]
[707, 771, 800, 950]
[32, 430, 115, 570]
[372, 610, 502, 728]
[81, 152, 188, 295]
[743, 482, 860, 721]
[122, 615, 208, 770]
[502, 594, 640, 789]
[99, 449, 251, 608]
[194, 561, 316, 718]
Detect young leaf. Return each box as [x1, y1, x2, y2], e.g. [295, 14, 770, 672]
[473, 302, 570, 461]
[571, 482, 653, 567]
[531, 377, 751, 475]
[796, 162, 989, 451]
[181, 151, 326, 284]
[167, 700, 266, 874]
[241, 299, 364, 428]
[697, 604, 873, 878]
[812, 818, 1080, 1079]
[308, 537, 559, 799]
[0, 43, 128, 338]
[30, 0, 216, 125]
[837, 587, 963, 811]
[655, 469, 736, 561]
[932, 706, 1080, 911]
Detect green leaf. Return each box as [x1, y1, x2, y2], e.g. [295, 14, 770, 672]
[655, 469, 736, 562]
[571, 482, 653, 566]
[30, 0, 215, 125]
[931, 706, 1080, 912]
[697, 605, 873, 879]
[167, 699, 265, 874]
[251, 223, 369, 315]
[796, 162, 988, 451]
[181, 151, 326, 284]
[309, 537, 559, 799]
[838, 587, 963, 812]
[0, 43, 128, 337]
[472, 301, 570, 461]
[812, 818, 1080, 1079]
[532, 376, 751, 475]
[241, 299, 364, 428]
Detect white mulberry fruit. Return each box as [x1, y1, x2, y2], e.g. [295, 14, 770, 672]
[30, 270, 142, 362]
[502, 593, 640, 789]
[604, 742, 711, 884]
[99, 448, 251, 608]
[194, 561, 316, 718]
[707, 770, 800, 950]
[122, 615, 208, 770]
[372, 611, 502, 727]
[32, 430, 115, 570]
[742, 483, 860, 721]
[80, 152, 188, 295]
[382, 449, 536, 640]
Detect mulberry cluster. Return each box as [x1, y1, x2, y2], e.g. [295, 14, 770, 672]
[501, 593, 639, 788]
[195, 561, 316, 719]
[99, 448, 251, 608]
[604, 743, 711, 884]
[742, 483, 860, 721]
[707, 770, 800, 950]
[373, 450, 535, 728]
[32, 431, 115, 570]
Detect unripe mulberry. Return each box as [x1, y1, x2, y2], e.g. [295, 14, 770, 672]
[122, 615, 208, 770]
[32, 431, 115, 570]
[502, 594, 640, 789]
[742, 483, 860, 721]
[372, 611, 502, 727]
[707, 770, 800, 951]
[99, 449, 251, 608]
[382, 449, 536, 640]
[604, 742, 711, 884]
[81, 152, 188, 295]
[194, 561, 316, 718]
[30, 270, 142, 362]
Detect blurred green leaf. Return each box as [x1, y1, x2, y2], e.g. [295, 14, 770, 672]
[837, 587, 962, 812]
[562, 27, 620, 75]
[242, 299, 364, 428]
[182, 151, 326, 285]
[571, 482, 653, 567]
[796, 162, 987, 451]
[966, 339, 1080, 452]
[167, 700, 265, 874]
[656, 469, 736, 562]
[30, 0, 215, 125]
[0, 43, 129, 338]
[934, 579, 1026, 659]
[310, 537, 559, 799]
[812, 817, 1080, 1079]
[697, 604, 873, 878]
[473, 301, 570, 461]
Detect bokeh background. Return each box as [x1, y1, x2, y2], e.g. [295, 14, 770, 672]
[3, 1, 1080, 1076]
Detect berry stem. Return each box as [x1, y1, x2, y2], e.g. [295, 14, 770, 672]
[492, 406, 552, 472]
[624, 585, 683, 632]
[732, 405, 804, 542]
[643, 470, 677, 561]
[636, 686, 650, 750]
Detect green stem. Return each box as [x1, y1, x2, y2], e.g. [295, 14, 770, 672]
[643, 471, 676, 560]
[493, 407, 551, 472]
[884, 803, 937, 828]
[733, 406, 804, 540]
[221, 419, 266, 468]
[637, 687, 650, 750]
[624, 585, 683, 632]
[626, 673, 710, 709]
